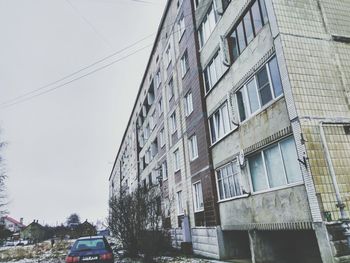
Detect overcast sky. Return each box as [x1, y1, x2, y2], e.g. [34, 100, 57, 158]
[0, 0, 166, 226]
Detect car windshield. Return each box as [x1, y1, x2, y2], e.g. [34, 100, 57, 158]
[72, 238, 106, 251]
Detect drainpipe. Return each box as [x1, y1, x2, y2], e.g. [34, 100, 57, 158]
[319, 122, 350, 247]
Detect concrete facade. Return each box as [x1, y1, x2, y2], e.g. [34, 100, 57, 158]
[109, 0, 350, 262]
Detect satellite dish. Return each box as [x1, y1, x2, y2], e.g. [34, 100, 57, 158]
[238, 150, 245, 167]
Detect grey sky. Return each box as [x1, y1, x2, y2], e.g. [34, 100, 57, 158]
[0, 0, 166, 226]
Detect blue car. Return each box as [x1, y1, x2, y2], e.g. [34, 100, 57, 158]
[65, 236, 114, 263]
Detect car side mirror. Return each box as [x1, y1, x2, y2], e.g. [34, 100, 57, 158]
[67, 245, 72, 250]
[109, 242, 115, 246]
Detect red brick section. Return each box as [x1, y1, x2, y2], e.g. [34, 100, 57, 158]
[179, 0, 220, 227]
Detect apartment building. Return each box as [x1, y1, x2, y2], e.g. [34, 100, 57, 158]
[194, 0, 350, 262]
[110, 0, 350, 262]
[109, 0, 221, 257]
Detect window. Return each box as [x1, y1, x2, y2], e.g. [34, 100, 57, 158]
[173, 149, 180, 172]
[176, 190, 184, 215]
[248, 137, 303, 192]
[188, 135, 198, 161]
[165, 44, 172, 67]
[149, 111, 155, 130]
[184, 92, 193, 116]
[228, 0, 268, 62]
[144, 124, 150, 140]
[155, 69, 161, 88]
[151, 138, 158, 157]
[145, 148, 151, 164]
[193, 182, 204, 212]
[198, 4, 218, 48]
[170, 112, 177, 134]
[193, 0, 202, 9]
[222, 0, 231, 11]
[148, 173, 153, 186]
[168, 78, 174, 100]
[236, 56, 283, 122]
[203, 50, 225, 93]
[159, 128, 165, 147]
[180, 51, 189, 77]
[161, 161, 168, 180]
[216, 161, 242, 200]
[209, 102, 231, 144]
[158, 97, 163, 115]
[177, 13, 185, 40]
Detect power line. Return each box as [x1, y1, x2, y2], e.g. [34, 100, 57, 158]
[1, 43, 154, 109]
[0, 1, 213, 109]
[65, 0, 113, 49]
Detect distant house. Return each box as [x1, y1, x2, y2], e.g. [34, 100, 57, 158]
[74, 220, 96, 238]
[0, 216, 26, 232]
[20, 220, 46, 243]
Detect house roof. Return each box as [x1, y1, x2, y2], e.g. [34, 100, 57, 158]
[3, 216, 26, 228]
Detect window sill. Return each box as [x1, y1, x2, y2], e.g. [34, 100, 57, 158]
[178, 30, 185, 43]
[210, 126, 238, 148]
[182, 68, 189, 79]
[239, 95, 284, 125]
[204, 67, 230, 98]
[194, 209, 204, 213]
[217, 194, 249, 204]
[190, 156, 199, 162]
[251, 182, 304, 196]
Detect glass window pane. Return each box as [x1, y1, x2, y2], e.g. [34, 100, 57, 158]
[257, 67, 272, 105]
[259, 85, 273, 106]
[264, 145, 286, 188]
[209, 117, 217, 143]
[246, 78, 259, 113]
[259, 0, 269, 24]
[280, 137, 303, 183]
[214, 53, 223, 80]
[237, 89, 247, 121]
[268, 57, 283, 97]
[236, 21, 246, 53]
[251, 1, 263, 33]
[249, 153, 268, 191]
[244, 12, 254, 43]
[209, 62, 217, 85]
[221, 104, 230, 134]
[230, 30, 240, 61]
[203, 69, 211, 92]
[218, 179, 224, 199]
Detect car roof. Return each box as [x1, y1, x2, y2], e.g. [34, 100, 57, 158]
[76, 235, 104, 240]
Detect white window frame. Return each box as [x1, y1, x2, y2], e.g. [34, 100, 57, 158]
[159, 128, 165, 147]
[247, 137, 303, 193]
[209, 101, 231, 144]
[158, 97, 163, 115]
[170, 112, 177, 134]
[184, 92, 193, 116]
[203, 49, 225, 93]
[198, 3, 218, 49]
[216, 161, 243, 201]
[161, 161, 168, 180]
[155, 68, 161, 88]
[168, 78, 174, 101]
[177, 13, 186, 41]
[173, 149, 180, 172]
[188, 134, 198, 161]
[180, 51, 189, 77]
[236, 56, 283, 123]
[165, 43, 172, 67]
[176, 190, 184, 215]
[193, 181, 204, 212]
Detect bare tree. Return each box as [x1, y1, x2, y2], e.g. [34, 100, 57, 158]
[109, 186, 171, 262]
[66, 213, 81, 226]
[0, 135, 7, 216]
